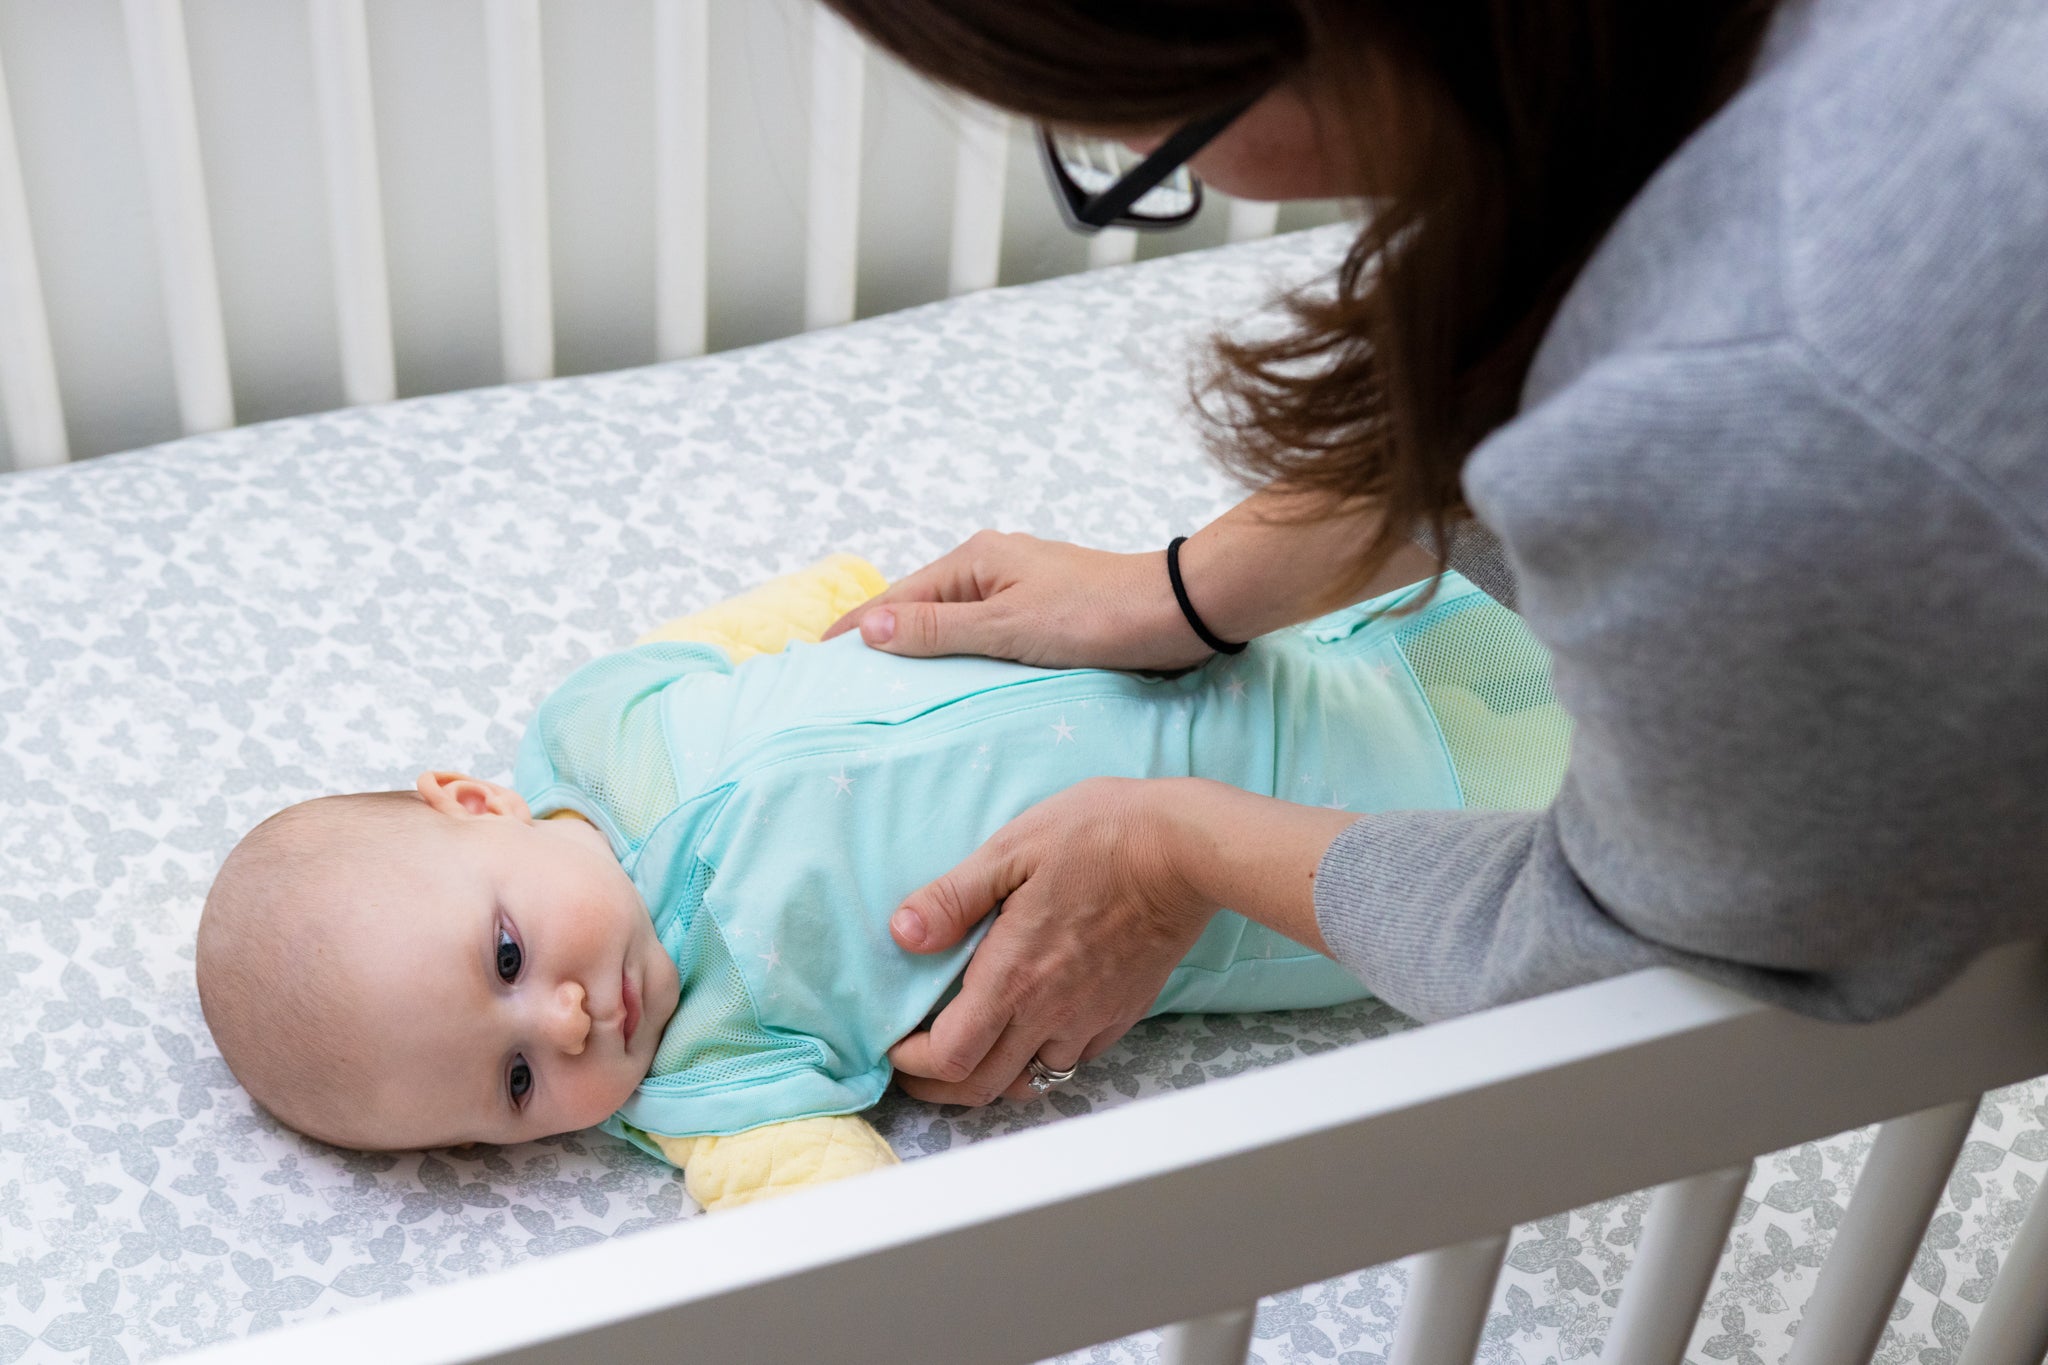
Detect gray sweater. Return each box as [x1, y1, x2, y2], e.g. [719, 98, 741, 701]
[1313, 0, 2048, 1023]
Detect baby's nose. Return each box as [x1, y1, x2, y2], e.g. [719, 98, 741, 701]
[544, 981, 591, 1055]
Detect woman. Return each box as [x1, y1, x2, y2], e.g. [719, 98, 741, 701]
[816, 0, 2048, 1107]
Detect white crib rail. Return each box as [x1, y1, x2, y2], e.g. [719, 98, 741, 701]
[0, 34, 64, 468]
[652, 0, 709, 361]
[1787, 1097, 1981, 1365]
[1956, 1152, 2048, 1365]
[946, 102, 1009, 299]
[121, 0, 233, 435]
[482, 0, 551, 382]
[308, 0, 394, 406]
[1599, 1163, 1751, 1364]
[0, 0, 1293, 471]
[802, 4, 862, 331]
[1387, 1233, 1509, 1365]
[176, 941, 2048, 1365]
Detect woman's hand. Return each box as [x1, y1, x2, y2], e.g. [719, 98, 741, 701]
[891, 776, 1360, 1106]
[823, 496, 1437, 673]
[886, 776, 1221, 1105]
[820, 530, 1215, 673]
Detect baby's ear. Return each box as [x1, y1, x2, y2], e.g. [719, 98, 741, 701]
[414, 770, 533, 822]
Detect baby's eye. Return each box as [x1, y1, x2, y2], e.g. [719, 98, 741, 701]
[508, 1056, 532, 1105]
[495, 926, 522, 982]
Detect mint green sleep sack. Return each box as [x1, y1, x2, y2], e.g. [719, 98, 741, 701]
[511, 572, 1564, 1157]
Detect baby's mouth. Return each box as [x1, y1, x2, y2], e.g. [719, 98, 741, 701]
[621, 968, 642, 1049]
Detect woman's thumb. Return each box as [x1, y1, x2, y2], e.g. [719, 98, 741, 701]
[891, 861, 1002, 954]
[861, 600, 993, 659]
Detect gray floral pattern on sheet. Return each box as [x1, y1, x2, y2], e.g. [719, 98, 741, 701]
[0, 226, 2041, 1365]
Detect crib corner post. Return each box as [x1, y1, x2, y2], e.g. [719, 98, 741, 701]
[1158, 1303, 1258, 1365]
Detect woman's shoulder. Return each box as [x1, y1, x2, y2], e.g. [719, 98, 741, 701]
[1492, 0, 2048, 567]
[1529, 0, 2045, 405]
[1777, 0, 2047, 424]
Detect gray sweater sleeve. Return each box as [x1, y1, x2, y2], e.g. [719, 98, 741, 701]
[1316, 342, 2048, 1025]
[1313, 0, 2048, 1024]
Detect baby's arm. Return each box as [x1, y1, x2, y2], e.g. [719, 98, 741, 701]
[638, 1114, 899, 1212]
[636, 554, 888, 663]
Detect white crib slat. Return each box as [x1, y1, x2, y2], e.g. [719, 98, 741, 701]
[1388, 1231, 1509, 1365]
[804, 6, 863, 331]
[483, 0, 552, 381]
[0, 42, 67, 468]
[1953, 1156, 2048, 1365]
[1225, 199, 1280, 243]
[1599, 1164, 1751, 1365]
[1786, 1096, 1979, 1365]
[653, 0, 709, 360]
[122, 0, 234, 434]
[1158, 1304, 1256, 1365]
[1088, 226, 1139, 269]
[308, 0, 395, 406]
[946, 104, 1007, 297]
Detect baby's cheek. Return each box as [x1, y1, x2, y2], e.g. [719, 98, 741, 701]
[559, 1060, 643, 1133]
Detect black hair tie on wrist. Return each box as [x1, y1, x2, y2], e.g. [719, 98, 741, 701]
[1166, 536, 1247, 655]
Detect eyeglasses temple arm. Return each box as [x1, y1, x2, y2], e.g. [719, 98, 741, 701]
[1071, 92, 1264, 228]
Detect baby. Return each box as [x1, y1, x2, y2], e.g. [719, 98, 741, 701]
[197, 554, 1561, 1207]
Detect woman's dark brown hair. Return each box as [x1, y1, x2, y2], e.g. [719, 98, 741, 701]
[822, 0, 1778, 595]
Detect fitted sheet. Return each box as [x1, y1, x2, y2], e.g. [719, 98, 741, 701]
[0, 225, 2040, 1365]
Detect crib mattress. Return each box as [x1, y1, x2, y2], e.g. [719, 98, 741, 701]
[1, 226, 2040, 1365]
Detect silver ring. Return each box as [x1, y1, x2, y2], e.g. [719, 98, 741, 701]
[1026, 1055, 1078, 1095]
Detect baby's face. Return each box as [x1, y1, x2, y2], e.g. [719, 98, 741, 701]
[337, 773, 681, 1149]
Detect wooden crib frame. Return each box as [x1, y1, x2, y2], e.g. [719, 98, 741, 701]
[178, 942, 2048, 1365]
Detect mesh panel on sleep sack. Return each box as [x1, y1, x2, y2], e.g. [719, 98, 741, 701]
[1393, 591, 1574, 810]
[533, 650, 683, 849]
[652, 860, 824, 1088]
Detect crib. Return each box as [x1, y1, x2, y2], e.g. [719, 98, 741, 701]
[3, 5, 2046, 1364]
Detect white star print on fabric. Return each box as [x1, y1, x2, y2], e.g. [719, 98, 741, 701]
[889, 680, 909, 694]
[1371, 661, 1396, 681]
[1224, 677, 1248, 701]
[1049, 716, 1076, 743]
[758, 945, 781, 970]
[828, 769, 854, 795]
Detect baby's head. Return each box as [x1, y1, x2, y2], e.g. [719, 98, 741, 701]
[197, 771, 681, 1152]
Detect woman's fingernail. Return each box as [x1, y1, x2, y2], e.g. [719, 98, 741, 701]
[891, 906, 926, 946]
[866, 609, 895, 645]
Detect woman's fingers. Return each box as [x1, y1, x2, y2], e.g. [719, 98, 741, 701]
[824, 531, 1215, 672]
[857, 531, 1023, 659]
[993, 1033, 1089, 1103]
[890, 824, 1028, 953]
[820, 531, 1007, 643]
[993, 1024, 1128, 1102]
[894, 1018, 1110, 1107]
[887, 778, 1218, 1109]
[1080, 1024, 1131, 1065]
[820, 553, 962, 642]
[891, 1019, 1035, 1106]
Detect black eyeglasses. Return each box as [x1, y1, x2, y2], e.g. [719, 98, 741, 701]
[1037, 93, 1264, 234]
